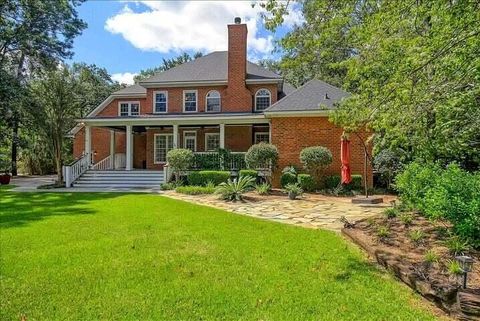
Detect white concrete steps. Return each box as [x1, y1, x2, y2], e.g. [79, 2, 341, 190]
[72, 170, 164, 189]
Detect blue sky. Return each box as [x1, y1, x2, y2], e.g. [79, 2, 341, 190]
[70, 1, 302, 84]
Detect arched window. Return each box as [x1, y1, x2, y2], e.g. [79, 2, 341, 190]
[206, 90, 221, 112]
[255, 89, 271, 111]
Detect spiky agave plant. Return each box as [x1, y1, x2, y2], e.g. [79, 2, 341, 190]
[215, 176, 255, 201]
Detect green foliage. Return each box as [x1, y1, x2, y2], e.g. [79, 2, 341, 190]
[281, 165, 297, 176]
[373, 149, 404, 189]
[215, 176, 255, 201]
[399, 213, 414, 227]
[245, 143, 278, 169]
[408, 230, 425, 245]
[239, 169, 257, 180]
[376, 226, 390, 239]
[444, 237, 469, 256]
[299, 146, 333, 180]
[446, 260, 463, 276]
[187, 171, 230, 186]
[325, 175, 341, 189]
[284, 183, 303, 198]
[167, 148, 194, 181]
[297, 174, 316, 192]
[191, 150, 247, 171]
[325, 174, 362, 191]
[280, 172, 297, 188]
[349, 175, 363, 190]
[175, 185, 215, 195]
[396, 162, 480, 247]
[384, 208, 399, 219]
[255, 183, 271, 195]
[424, 250, 439, 265]
[160, 181, 182, 191]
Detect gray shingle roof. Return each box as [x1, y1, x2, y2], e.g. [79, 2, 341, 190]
[113, 83, 146, 95]
[266, 79, 350, 112]
[139, 51, 282, 84]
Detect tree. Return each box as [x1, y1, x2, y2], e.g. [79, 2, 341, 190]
[28, 66, 80, 183]
[133, 52, 203, 82]
[0, 0, 86, 175]
[267, 0, 480, 170]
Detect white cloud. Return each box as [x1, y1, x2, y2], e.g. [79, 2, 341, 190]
[111, 72, 137, 85]
[105, 1, 302, 59]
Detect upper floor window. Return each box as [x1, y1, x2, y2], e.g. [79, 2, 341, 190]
[255, 89, 271, 111]
[183, 90, 197, 112]
[206, 90, 221, 112]
[154, 91, 168, 113]
[119, 102, 140, 116]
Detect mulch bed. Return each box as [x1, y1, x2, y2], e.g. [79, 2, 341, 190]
[342, 213, 479, 320]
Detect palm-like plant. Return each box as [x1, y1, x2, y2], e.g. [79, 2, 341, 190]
[215, 176, 255, 201]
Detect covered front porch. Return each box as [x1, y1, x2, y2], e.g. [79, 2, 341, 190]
[79, 114, 270, 171]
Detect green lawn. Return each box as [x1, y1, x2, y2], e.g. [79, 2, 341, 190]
[0, 188, 438, 320]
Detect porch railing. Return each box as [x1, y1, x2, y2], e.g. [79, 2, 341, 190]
[92, 155, 112, 171]
[192, 151, 247, 171]
[63, 153, 91, 188]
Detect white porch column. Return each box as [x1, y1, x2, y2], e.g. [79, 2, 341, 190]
[173, 124, 179, 148]
[219, 123, 225, 149]
[126, 125, 133, 170]
[85, 125, 92, 164]
[109, 130, 115, 169]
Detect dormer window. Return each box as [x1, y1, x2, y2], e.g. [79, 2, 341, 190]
[119, 102, 140, 116]
[154, 91, 168, 113]
[255, 89, 271, 111]
[206, 90, 221, 112]
[183, 90, 197, 112]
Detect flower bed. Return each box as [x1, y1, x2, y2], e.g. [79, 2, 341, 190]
[342, 213, 480, 320]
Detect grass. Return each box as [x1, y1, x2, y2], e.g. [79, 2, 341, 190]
[0, 189, 439, 320]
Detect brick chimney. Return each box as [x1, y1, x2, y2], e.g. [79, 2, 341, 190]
[225, 17, 252, 111]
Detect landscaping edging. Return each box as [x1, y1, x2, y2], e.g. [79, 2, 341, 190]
[342, 227, 480, 320]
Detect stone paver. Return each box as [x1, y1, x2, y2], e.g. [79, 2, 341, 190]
[163, 191, 393, 232]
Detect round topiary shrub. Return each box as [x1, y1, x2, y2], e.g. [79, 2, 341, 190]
[167, 148, 194, 182]
[245, 143, 279, 170]
[300, 146, 333, 182]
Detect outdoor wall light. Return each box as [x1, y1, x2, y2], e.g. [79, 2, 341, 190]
[455, 255, 474, 289]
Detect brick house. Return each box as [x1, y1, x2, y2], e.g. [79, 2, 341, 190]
[69, 18, 371, 188]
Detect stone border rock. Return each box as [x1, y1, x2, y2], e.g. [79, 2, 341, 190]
[342, 227, 480, 320]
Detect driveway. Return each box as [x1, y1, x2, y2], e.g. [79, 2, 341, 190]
[10, 175, 57, 191]
[163, 191, 393, 232]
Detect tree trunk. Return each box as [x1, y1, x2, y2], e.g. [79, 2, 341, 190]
[11, 121, 18, 176]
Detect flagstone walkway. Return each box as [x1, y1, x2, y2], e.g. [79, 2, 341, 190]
[163, 191, 393, 232]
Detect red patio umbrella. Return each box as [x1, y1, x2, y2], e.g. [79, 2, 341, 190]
[341, 138, 352, 184]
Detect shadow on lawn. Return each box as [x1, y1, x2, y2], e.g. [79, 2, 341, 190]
[0, 190, 122, 229]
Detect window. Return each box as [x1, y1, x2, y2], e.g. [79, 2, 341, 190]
[183, 90, 197, 112]
[255, 89, 271, 111]
[119, 102, 140, 116]
[254, 132, 270, 144]
[154, 134, 173, 163]
[206, 90, 221, 112]
[154, 91, 168, 113]
[183, 131, 197, 152]
[205, 133, 220, 151]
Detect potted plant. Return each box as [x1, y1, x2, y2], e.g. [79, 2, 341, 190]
[0, 159, 11, 185]
[284, 183, 303, 200]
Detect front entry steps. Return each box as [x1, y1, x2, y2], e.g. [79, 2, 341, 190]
[72, 170, 165, 189]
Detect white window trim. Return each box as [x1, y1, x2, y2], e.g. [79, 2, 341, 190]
[254, 132, 270, 144]
[153, 91, 168, 114]
[205, 90, 221, 112]
[205, 132, 220, 152]
[183, 130, 197, 152]
[118, 101, 141, 116]
[183, 89, 198, 113]
[254, 88, 271, 112]
[153, 133, 173, 164]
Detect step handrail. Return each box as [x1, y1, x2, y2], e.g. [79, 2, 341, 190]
[63, 153, 91, 188]
[92, 155, 113, 171]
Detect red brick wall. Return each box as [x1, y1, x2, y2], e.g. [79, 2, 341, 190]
[97, 98, 147, 117]
[73, 127, 125, 163]
[270, 117, 373, 187]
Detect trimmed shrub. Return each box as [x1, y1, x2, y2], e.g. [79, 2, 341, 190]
[239, 169, 257, 179]
[175, 185, 215, 195]
[245, 143, 279, 169]
[325, 175, 341, 189]
[280, 172, 297, 188]
[396, 162, 480, 247]
[187, 170, 230, 186]
[299, 146, 333, 181]
[297, 174, 315, 192]
[349, 175, 363, 190]
[167, 148, 194, 181]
